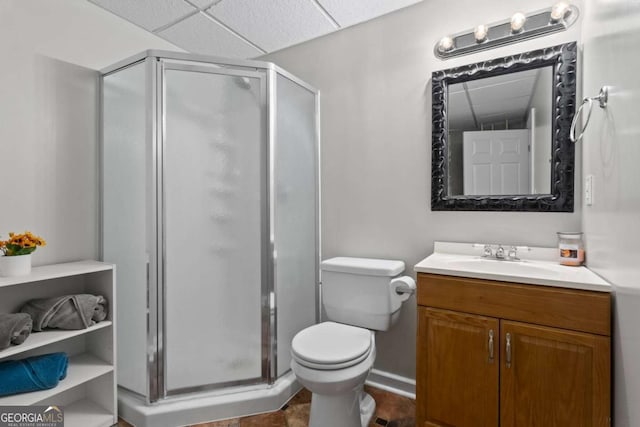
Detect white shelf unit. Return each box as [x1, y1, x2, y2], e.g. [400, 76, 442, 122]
[0, 260, 117, 427]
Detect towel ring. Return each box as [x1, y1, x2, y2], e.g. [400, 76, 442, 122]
[570, 86, 609, 143]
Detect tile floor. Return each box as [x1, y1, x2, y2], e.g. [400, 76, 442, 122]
[118, 385, 415, 427]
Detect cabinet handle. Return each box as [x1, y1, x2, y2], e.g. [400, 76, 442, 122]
[488, 329, 495, 361]
[506, 332, 512, 368]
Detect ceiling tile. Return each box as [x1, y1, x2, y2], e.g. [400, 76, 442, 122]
[317, 0, 422, 28]
[207, 0, 337, 52]
[473, 96, 531, 119]
[157, 12, 262, 58]
[465, 69, 538, 90]
[475, 112, 524, 125]
[89, 0, 196, 31]
[187, 0, 221, 10]
[467, 82, 534, 105]
[449, 82, 467, 94]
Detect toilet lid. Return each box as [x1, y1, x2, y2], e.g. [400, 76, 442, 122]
[291, 322, 372, 368]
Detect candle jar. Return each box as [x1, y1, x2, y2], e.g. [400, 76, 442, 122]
[557, 232, 585, 266]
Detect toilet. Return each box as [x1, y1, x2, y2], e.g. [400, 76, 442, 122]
[290, 257, 416, 427]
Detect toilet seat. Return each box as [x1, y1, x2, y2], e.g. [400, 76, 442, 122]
[291, 322, 373, 370]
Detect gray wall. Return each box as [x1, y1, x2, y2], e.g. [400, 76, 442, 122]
[262, 0, 583, 379]
[0, 0, 179, 266]
[582, 1, 640, 426]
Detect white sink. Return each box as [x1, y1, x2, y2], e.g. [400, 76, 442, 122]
[414, 242, 611, 292]
[438, 257, 561, 276]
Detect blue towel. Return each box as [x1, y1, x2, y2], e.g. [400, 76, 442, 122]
[0, 352, 68, 397]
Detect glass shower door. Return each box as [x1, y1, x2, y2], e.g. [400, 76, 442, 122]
[161, 62, 268, 394]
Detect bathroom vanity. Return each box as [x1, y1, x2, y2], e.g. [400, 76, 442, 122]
[414, 243, 611, 427]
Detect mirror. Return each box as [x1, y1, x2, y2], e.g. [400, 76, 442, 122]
[448, 67, 553, 196]
[431, 42, 577, 212]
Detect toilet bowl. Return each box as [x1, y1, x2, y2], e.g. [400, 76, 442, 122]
[289, 257, 416, 427]
[291, 322, 377, 427]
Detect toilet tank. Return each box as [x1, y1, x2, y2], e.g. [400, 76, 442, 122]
[321, 257, 406, 331]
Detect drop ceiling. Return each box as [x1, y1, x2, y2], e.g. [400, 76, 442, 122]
[89, 0, 423, 58]
[449, 68, 548, 131]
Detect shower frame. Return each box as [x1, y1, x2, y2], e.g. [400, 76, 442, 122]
[100, 50, 321, 404]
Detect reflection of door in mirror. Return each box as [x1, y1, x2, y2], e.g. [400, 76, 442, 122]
[463, 130, 529, 195]
[447, 67, 553, 196]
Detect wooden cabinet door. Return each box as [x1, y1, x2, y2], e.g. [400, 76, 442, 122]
[417, 307, 499, 427]
[500, 320, 611, 427]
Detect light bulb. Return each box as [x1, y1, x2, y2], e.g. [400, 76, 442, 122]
[511, 12, 526, 32]
[438, 36, 454, 53]
[550, 2, 571, 22]
[474, 25, 488, 42]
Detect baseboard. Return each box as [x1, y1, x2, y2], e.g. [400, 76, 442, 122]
[365, 369, 416, 399]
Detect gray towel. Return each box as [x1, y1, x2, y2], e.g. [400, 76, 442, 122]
[20, 295, 108, 331]
[0, 313, 33, 350]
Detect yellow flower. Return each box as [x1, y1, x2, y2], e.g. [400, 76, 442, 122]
[1, 231, 46, 251]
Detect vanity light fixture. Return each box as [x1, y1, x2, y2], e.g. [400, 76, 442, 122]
[434, 3, 579, 59]
[550, 1, 571, 22]
[510, 12, 526, 32]
[474, 25, 488, 42]
[437, 36, 455, 53]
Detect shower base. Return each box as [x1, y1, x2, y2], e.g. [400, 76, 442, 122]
[118, 372, 300, 427]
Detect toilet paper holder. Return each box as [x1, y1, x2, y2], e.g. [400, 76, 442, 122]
[392, 276, 416, 296]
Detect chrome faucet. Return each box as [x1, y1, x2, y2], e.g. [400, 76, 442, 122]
[479, 244, 522, 261]
[482, 245, 493, 258]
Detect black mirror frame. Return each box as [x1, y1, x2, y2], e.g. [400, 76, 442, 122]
[431, 42, 577, 212]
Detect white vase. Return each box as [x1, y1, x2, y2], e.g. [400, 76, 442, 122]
[0, 254, 32, 277]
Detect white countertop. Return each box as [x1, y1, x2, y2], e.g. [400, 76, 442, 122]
[414, 242, 611, 293]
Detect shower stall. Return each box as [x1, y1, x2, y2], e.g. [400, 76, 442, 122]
[100, 51, 319, 426]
